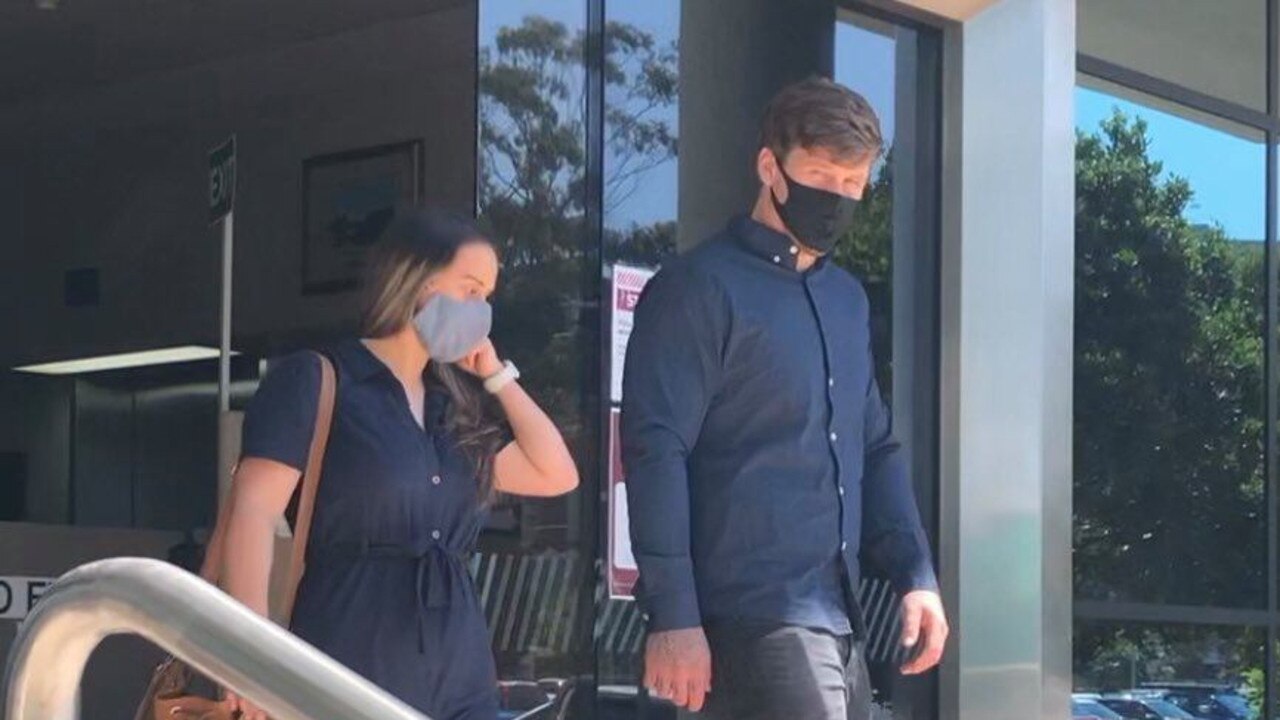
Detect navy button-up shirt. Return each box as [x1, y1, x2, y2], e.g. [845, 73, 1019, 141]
[621, 215, 937, 636]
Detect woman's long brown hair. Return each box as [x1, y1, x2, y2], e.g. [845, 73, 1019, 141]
[360, 208, 507, 503]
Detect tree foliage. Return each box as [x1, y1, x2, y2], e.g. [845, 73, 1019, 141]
[1074, 111, 1265, 705]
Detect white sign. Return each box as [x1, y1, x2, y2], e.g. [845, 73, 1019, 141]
[612, 483, 636, 571]
[610, 264, 656, 404]
[0, 576, 55, 621]
[607, 409, 638, 599]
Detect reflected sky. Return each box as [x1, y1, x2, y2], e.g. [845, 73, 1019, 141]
[480, 3, 1268, 241]
[482, 1, 903, 229]
[1077, 87, 1265, 242]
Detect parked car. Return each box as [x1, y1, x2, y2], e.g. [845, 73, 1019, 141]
[1137, 684, 1257, 720]
[1100, 693, 1196, 720]
[1076, 696, 1126, 720]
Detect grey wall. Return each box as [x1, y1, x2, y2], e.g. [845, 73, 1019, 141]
[72, 374, 234, 531]
[1079, 0, 1265, 113]
[937, 0, 1075, 717]
[71, 380, 135, 526]
[0, 1, 478, 369]
[0, 374, 73, 524]
[0, 0, 477, 529]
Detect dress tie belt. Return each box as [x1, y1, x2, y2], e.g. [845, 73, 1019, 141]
[312, 541, 469, 653]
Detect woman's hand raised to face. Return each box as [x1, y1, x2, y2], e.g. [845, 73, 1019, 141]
[454, 339, 504, 379]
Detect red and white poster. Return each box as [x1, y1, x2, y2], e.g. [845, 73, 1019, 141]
[610, 264, 656, 405]
[607, 408, 638, 599]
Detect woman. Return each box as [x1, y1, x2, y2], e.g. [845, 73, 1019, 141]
[221, 208, 579, 720]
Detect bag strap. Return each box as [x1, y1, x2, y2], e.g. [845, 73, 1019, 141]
[196, 351, 337, 623]
[281, 352, 336, 621]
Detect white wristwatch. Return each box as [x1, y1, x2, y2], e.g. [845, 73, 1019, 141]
[483, 360, 520, 394]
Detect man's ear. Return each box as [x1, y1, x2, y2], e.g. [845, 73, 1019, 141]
[758, 147, 787, 202]
[757, 147, 778, 186]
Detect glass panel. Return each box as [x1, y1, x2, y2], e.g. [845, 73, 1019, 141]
[834, 12, 897, 398]
[1077, 0, 1267, 113]
[599, 3, 941, 719]
[1074, 621, 1264, 720]
[834, 14, 917, 719]
[599, 0, 680, 705]
[477, 0, 595, 710]
[1074, 82, 1267, 608]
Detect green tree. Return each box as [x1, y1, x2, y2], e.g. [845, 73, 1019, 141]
[1073, 111, 1265, 709]
[832, 154, 894, 391]
[479, 15, 678, 453]
[1074, 110, 1265, 608]
[476, 14, 678, 683]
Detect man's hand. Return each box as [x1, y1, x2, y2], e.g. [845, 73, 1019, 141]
[899, 590, 948, 675]
[644, 627, 713, 712]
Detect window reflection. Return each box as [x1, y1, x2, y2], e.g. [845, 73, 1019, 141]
[595, 6, 937, 719]
[1073, 83, 1266, 608]
[477, 1, 594, 712]
[1074, 621, 1264, 720]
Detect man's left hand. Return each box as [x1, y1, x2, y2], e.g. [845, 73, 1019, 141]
[899, 590, 948, 675]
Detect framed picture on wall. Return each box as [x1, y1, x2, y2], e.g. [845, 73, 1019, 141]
[301, 139, 423, 295]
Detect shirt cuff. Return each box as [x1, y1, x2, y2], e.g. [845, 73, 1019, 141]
[636, 556, 703, 632]
[891, 560, 940, 597]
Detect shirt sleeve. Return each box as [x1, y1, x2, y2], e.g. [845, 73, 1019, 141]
[620, 264, 727, 632]
[240, 351, 322, 473]
[859, 332, 939, 596]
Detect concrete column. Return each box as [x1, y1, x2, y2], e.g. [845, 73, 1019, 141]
[935, 0, 1075, 718]
[676, 0, 834, 251]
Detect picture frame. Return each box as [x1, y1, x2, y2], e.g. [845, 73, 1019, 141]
[301, 139, 424, 295]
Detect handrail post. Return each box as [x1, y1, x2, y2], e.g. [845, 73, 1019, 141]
[4, 557, 430, 720]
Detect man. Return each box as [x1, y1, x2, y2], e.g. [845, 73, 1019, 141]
[621, 77, 948, 720]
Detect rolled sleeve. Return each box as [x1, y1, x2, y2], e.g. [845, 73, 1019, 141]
[621, 265, 727, 632]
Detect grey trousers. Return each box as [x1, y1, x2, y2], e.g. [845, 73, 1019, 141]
[677, 620, 873, 720]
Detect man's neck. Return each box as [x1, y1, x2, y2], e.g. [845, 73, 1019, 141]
[750, 191, 821, 272]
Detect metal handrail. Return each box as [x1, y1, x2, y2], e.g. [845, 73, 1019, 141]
[3, 557, 430, 720]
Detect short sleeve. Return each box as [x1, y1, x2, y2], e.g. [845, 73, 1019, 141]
[240, 351, 321, 472]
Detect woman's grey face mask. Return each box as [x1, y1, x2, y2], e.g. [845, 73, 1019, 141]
[412, 293, 493, 363]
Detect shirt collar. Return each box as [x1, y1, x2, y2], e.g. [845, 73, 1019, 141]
[334, 337, 393, 383]
[729, 214, 816, 272]
[336, 338, 450, 426]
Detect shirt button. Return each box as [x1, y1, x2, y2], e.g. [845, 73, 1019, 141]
[431, 530, 442, 540]
[828, 378, 835, 388]
[431, 475, 442, 485]
[838, 486, 845, 496]
[789, 246, 799, 255]
[772, 255, 781, 264]
[829, 432, 838, 442]
[841, 541, 848, 552]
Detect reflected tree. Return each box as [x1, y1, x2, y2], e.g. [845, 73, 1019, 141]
[1073, 111, 1265, 704]
[1074, 111, 1265, 608]
[479, 14, 678, 458]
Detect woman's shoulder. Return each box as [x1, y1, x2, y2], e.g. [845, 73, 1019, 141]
[240, 350, 326, 471]
[262, 351, 324, 394]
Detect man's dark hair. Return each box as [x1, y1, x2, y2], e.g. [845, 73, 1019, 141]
[759, 76, 883, 163]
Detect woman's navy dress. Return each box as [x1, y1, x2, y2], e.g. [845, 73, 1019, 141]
[240, 338, 501, 720]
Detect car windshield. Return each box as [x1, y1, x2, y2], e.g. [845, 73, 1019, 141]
[1215, 694, 1255, 719]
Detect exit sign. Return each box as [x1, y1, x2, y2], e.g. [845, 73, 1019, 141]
[209, 135, 236, 224]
